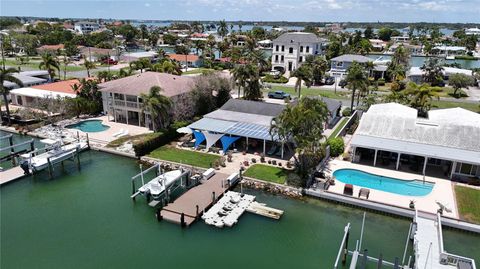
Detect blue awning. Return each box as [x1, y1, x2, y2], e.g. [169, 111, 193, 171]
[193, 130, 206, 148]
[220, 136, 240, 153]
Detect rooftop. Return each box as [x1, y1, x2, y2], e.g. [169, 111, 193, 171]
[167, 54, 200, 62]
[351, 103, 480, 164]
[219, 99, 285, 117]
[273, 32, 325, 44]
[98, 72, 194, 97]
[32, 79, 80, 94]
[330, 54, 372, 63]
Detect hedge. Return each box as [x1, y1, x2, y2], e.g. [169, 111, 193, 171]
[132, 121, 190, 157]
[327, 137, 345, 157]
[262, 74, 289, 84]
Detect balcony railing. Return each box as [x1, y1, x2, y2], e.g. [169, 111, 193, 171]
[126, 101, 139, 109]
[114, 100, 126, 106]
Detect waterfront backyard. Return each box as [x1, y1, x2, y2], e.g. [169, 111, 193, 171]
[1, 132, 479, 268]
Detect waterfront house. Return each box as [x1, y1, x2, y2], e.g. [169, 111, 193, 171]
[271, 32, 327, 74]
[431, 45, 467, 56]
[369, 39, 387, 52]
[167, 54, 203, 68]
[350, 103, 480, 180]
[9, 79, 79, 107]
[465, 27, 480, 36]
[329, 54, 372, 78]
[387, 43, 423, 56]
[98, 72, 195, 129]
[74, 21, 100, 35]
[407, 66, 473, 84]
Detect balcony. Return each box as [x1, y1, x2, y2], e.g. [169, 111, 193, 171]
[126, 101, 139, 109]
[114, 100, 126, 106]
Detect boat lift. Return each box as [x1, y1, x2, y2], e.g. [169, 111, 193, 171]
[130, 163, 194, 207]
[333, 212, 413, 269]
[0, 134, 35, 165]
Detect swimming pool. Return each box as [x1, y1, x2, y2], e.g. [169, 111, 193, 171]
[333, 169, 434, 196]
[66, 120, 110, 133]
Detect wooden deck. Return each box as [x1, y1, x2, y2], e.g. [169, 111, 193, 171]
[160, 172, 229, 226]
[0, 166, 27, 185]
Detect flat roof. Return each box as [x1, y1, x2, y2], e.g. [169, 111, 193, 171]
[204, 109, 274, 126]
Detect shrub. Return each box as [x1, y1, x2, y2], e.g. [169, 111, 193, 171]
[327, 137, 345, 157]
[342, 107, 352, 117]
[132, 120, 190, 156]
[377, 78, 386, 86]
[262, 74, 288, 84]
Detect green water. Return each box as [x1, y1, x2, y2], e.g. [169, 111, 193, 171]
[1, 134, 479, 268]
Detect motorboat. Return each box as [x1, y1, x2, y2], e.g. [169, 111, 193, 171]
[138, 170, 182, 200]
[19, 139, 88, 172]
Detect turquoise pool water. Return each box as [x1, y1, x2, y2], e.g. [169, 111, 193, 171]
[333, 169, 434, 196]
[66, 120, 110, 133]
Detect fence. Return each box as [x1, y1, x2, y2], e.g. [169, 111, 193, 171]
[335, 110, 361, 138]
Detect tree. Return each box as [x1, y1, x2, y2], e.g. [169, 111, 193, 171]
[192, 39, 205, 55]
[129, 58, 151, 73]
[0, 68, 24, 124]
[218, 20, 228, 38]
[404, 82, 441, 117]
[39, 53, 60, 81]
[191, 73, 232, 115]
[345, 62, 368, 110]
[244, 77, 262, 101]
[151, 60, 182, 75]
[117, 24, 138, 44]
[449, 73, 474, 98]
[140, 86, 172, 130]
[83, 59, 96, 77]
[61, 55, 71, 80]
[64, 41, 79, 57]
[364, 26, 374, 39]
[377, 27, 394, 41]
[292, 65, 313, 98]
[421, 58, 444, 86]
[270, 97, 329, 185]
[232, 64, 257, 98]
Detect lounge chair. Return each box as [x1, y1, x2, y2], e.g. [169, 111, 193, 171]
[358, 188, 370, 199]
[343, 184, 353, 196]
[116, 130, 129, 138]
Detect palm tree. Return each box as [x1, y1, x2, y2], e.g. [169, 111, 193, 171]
[392, 45, 410, 67]
[247, 50, 268, 71]
[292, 65, 313, 99]
[151, 60, 182, 75]
[119, 67, 133, 78]
[345, 62, 368, 111]
[421, 58, 444, 86]
[39, 53, 60, 82]
[129, 58, 151, 73]
[0, 68, 24, 124]
[305, 55, 328, 85]
[192, 39, 205, 56]
[404, 82, 441, 116]
[156, 48, 167, 61]
[140, 86, 172, 130]
[62, 55, 71, 80]
[83, 59, 96, 77]
[218, 20, 228, 38]
[232, 64, 257, 98]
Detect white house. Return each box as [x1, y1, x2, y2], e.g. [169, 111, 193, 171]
[271, 32, 327, 74]
[351, 103, 480, 179]
[465, 28, 480, 36]
[74, 21, 100, 35]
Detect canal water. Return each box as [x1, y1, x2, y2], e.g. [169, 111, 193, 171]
[1, 132, 479, 268]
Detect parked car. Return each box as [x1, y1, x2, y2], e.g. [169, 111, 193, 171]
[268, 91, 290, 99]
[101, 58, 118, 65]
[324, 77, 335, 85]
[339, 79, 348, 88]
[70, 55, 81, 61]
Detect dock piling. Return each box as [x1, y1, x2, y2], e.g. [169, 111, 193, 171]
[156, 208, 162, 222]
[342, 228, 350, 264]
[212, 191, 216, 203]
[377, 254, 383, 269]
[75, 147, 81, 171]
[180, 213, 186, 227]
[47, 157, 53, 179]
[196, 205, 199, 219]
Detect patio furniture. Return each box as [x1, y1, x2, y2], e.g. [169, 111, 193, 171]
[358, 188, 370, 199]
[202, 168, 215, 180]
[343, 184, 353, 196]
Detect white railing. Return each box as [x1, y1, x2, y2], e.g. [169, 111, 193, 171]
[114, 100, 125, 106]
[125, 101, 139, 109]
[437, 213, 477, 269]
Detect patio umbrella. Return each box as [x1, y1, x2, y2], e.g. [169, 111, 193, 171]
[176, 127, 193, 134]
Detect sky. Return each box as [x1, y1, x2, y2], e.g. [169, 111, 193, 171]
[1, 0, 480, 23]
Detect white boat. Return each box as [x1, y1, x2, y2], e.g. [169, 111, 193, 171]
[138, 170, 182, 199]
[445, 55, 455, 60]
[20, 139, 88, 172]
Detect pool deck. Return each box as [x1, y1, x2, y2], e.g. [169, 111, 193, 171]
[325, 160, 458, 219]
[71, 116, 152, 145]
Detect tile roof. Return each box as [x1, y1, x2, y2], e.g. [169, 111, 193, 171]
[168, 54, 200, 62]
[32, 79, 80, 94]
[98, 72, 195, 97]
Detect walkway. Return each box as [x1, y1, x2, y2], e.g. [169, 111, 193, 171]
[0, 166, 26, 185]
[414, 213, 451, 269]
[160, 172, 229, 226]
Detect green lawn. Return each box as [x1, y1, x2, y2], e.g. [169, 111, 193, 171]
[329, 117, 349, 139]
[148, 146, 220, 168]
[267, 85, 350, 100]
[182, 68, 215, 75]
[432, 100, 480, 112]
[243, 164, 288, 184]
[455, 185, 480, 224]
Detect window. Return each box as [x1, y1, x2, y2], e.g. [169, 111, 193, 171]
[300, 46, 303, 52]
[456, 162, 479, 176]
[336, 61, 344, 68]
[275, 55, 279, 62]
[276, 45, 279, 51]
[281, 55, 284, 62]
[306, 46, 310, 53]
[289, 47, 293, 54]
[299, 56, 303, 63]
[281, 45, 285, 52]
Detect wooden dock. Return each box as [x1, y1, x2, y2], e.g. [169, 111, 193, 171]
[159, 172, 229, 226]
[0, 166, 27, 185]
